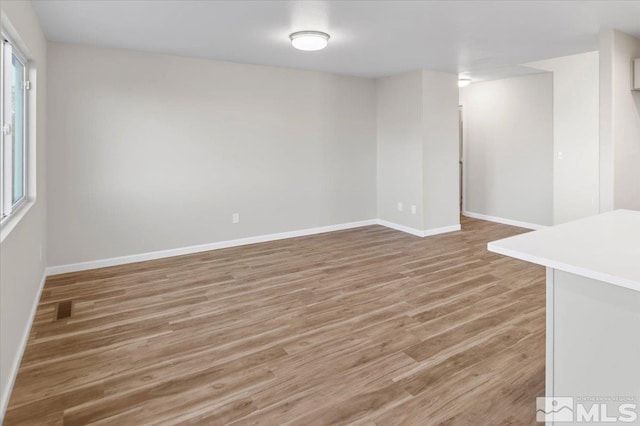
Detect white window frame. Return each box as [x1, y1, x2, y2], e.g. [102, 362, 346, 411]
[1, 32, 29, 228]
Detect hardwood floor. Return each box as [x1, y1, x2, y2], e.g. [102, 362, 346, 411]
[5, 216, 545, 425]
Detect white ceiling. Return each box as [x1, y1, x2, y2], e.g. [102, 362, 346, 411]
[32, 1, 640, 80]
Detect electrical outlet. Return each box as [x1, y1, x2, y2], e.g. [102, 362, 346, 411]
[397, 202, 403, 212]
[557, 151, 564, 160]
[411, 205, 417, 214]
[232, 213, 240, 224]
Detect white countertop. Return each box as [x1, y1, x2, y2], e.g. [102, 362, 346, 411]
[488, 210, 640, 292]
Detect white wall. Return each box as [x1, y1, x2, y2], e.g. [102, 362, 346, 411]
[376, 70, 460, 233]
[422, 70, 460, 230]
[46, 43, 377, 267]
[460, 73, 554, 227]
[376, 71, 424, 229]
[527, 52, 600, 224]
[599, 30, 615, 213]
[599, 30, 640, 211]
[0, 0, 47, 417]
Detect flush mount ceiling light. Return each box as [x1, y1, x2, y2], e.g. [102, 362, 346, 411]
[290, 31, 330, 51]
[458, 78, 471, 88]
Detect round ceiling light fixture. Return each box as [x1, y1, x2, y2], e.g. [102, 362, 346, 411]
[290, 31, 330, 51]
[458, 78, 471, 88]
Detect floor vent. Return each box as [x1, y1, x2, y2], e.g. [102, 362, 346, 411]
[56, 301, 73, 320]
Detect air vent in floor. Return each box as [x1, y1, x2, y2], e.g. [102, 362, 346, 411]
[56, 300, 73, 320]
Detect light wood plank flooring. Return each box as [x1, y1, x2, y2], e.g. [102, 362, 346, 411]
[5, 216, 545, 425]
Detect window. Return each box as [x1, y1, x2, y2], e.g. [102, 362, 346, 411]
[1, 34, 28, 224]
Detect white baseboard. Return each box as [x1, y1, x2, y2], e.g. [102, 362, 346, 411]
[47, 218, 466, 276]
[463, 211, 546, 230]
[376, 219, 461, 238]
[46, 219, 378, 276]
[376, 219, 424, 237]
[422, 224, 462, 236]
[0, 271, 47, 422]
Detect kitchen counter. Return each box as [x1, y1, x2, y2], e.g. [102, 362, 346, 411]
[488, 209, 640, 292]
[487, 209, 640, 422]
